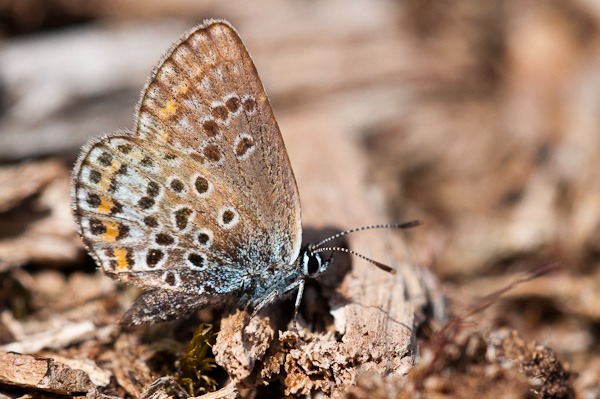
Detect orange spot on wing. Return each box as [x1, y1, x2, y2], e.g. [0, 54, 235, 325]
[97, 196, 113, 213]
[102, 221, 119, 242]
[98, 177, 109, 191]
[114, 248, 129, 270]
[177, 82, 189, 95]
[97, 160, 120, 191]
[161, 100, 177, 119]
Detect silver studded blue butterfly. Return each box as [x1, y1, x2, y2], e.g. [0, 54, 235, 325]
[72, 19, 418, 325]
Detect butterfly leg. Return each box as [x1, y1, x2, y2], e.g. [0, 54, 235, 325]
[250, 289, 280, 317]
[251, 279, 305, 332]
[291, 279, 305, 332]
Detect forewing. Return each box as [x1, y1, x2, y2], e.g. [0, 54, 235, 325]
[135, 20, 302, 269]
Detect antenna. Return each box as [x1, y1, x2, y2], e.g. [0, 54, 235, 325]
[312, 246, 397, 274]
[313, 220, 422, 249]
[311, 220, 422, 274]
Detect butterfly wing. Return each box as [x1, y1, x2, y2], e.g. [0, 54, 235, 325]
[136, 20, 302, 270]
[71, 20, 302, 321]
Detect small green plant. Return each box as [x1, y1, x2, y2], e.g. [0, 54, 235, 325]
[178, 324, 218, 396]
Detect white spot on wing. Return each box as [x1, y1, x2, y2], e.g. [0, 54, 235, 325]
[213, 67, 224, 80]
[176, 115, 191, 131]
[159, 63, 175, 81]
[174, 46, 191, 63]
[200, 77, 211, 91]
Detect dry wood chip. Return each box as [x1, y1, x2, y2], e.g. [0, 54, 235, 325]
[0, 351, 95, 395]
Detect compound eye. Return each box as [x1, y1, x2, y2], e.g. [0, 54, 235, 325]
[306, 253, 321, 275]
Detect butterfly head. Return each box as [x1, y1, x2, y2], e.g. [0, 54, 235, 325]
[300, 244, 332, 278]
[302, 221, 423, 276]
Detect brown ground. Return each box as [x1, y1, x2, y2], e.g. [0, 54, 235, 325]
[0, 1, 598, 398]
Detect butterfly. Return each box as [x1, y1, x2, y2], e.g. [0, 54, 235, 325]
[71, 19, 419, 325]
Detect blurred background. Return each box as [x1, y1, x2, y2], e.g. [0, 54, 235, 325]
[1, 0, 600, 396]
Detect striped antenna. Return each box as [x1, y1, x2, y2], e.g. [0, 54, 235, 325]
[311, 220, 422, 274]
[312, 246, 396, 274]
[312, 220, 422, 249]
